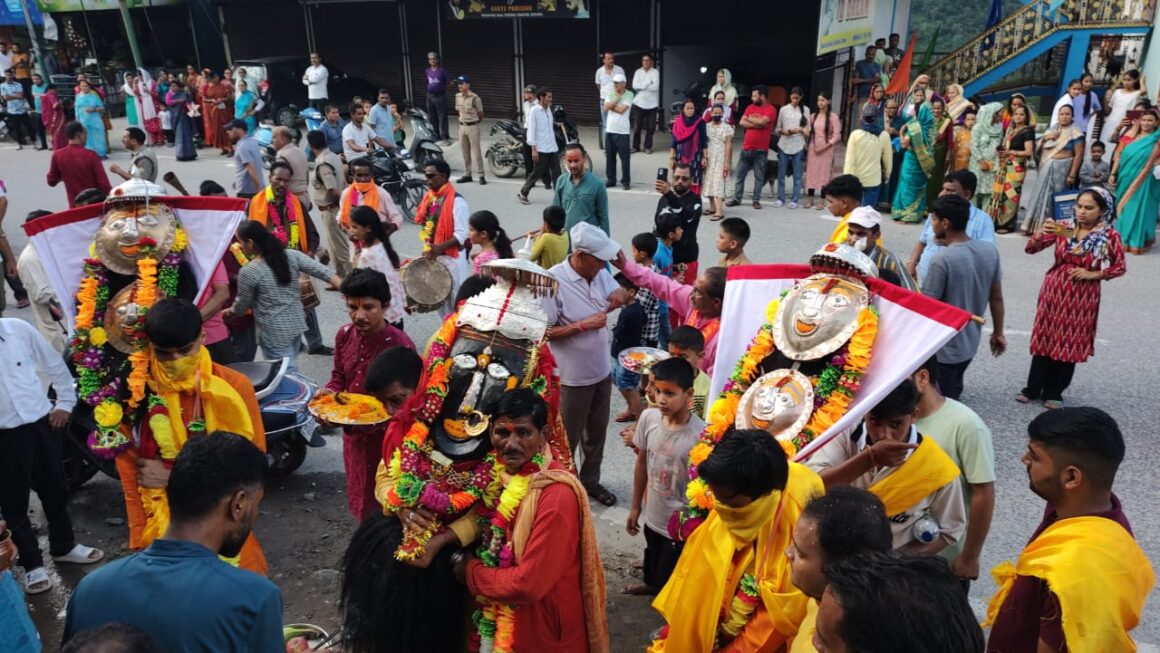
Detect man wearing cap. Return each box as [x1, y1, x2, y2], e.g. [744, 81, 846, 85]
[844, 206, 917, 290]
[594, 51, 624, 148]
[454, 75, 486, 185]
[425, 52, 451, 144]
[543, 222, 629, 507]
[227, 119, 264, 199]
[603, 74, 633, 190]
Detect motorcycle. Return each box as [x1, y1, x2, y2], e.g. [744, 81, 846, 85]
[367, 148, 428, 221]
[485, 104, 593, 179]
[62, 358, 322, 488]
[253, 121, 278, 172]
[405, 106, 444, 169]
[299, 106, 324, 132]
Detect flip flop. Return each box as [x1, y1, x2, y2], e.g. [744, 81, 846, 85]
[24, 567, 51, 594]
[52, 544, 104, 565]
[587, 486, 618, 507]
[622, 582, 658, 596]
[1044, 400, 1063, 410]
[614, 411, 636, 423]
[1015, 393, 1031, 404]
[708, 214, 725, 221]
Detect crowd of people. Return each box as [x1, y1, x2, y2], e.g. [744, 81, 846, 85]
[0, 35, 1155, 653]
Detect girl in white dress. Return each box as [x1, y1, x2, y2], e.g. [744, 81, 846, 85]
[347, 206, 407, 327]
[1095, 69, 1146, 148]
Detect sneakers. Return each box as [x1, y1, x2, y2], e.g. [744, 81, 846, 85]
[605, 180, 617, 188]
[478, 177, 487, 186]
[457, 175, 473, 184]
[771, 200, 785, 208]
[788, 202, 799, 209]
[516, 193, 530, 205]
[308, 345, 334, 356]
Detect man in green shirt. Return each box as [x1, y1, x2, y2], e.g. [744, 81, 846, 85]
[553, 143, 609, 247]
[911, 355, 995, 592]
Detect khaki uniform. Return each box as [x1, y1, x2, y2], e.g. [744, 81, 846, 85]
[455, 90, 485, 176]
[311, 150, 351, 276]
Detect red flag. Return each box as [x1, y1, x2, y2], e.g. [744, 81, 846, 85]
[885, 32, 918, 95]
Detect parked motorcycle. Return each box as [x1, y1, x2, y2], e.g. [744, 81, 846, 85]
[367, 148, 428, 221]
[253, 121, 278, 172]
[62, 358, 322, 488]
[485, 105, 592, 179]
[405, 106, 444, 169]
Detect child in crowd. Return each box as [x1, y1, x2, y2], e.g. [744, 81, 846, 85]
[668, 326, 711, 418]
[716, 216, 752, 267]
[630, 233, 663, 350]
[654, 212, 680, 278]
[348, 206, 407, 328]
[611, 273, 646, 423]
[531, 205, 568, 269]
[364, 346, 424, 415]
[1079, 140, 1110, 189]
[467, 210, 513, 274]
[625, 357, 704, 595]
[620, 368, 660, 450]
[389, 102, 406, 146]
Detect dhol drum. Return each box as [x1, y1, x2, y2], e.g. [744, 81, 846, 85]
[401, 257, 453, 313]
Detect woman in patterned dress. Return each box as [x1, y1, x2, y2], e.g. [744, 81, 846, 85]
[1017, 187, 1125, 408]
[990, 105, 1036, 232]
[703, 103, 734, 220]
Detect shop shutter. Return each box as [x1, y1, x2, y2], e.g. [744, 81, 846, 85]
[310, 2, 405, 96]
[440, 18, 515, 119]
[405, 0, 439, 109]
[522, 18, 599, 125]
[221, 2, 307, 60]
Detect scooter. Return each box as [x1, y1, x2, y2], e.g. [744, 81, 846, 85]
[62, 358, 322, 488]
[299, 106, 324, 133]
[405, 106, 444, 169]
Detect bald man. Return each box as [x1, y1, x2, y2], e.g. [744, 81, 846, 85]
[273, 126, 312, 210]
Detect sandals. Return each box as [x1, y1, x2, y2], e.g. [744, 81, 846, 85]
[1015, 393, 1031, 404]
[24, 567, 51, 594]
[708, 214, 725, 222]
[1044, 400, 1063, 410]
[587, 485, 618, 507]
[614, 410, 636, 423]
[725, 199, 741, 207]
[52, 543, 104, 565]
[752, 201, 762, 210]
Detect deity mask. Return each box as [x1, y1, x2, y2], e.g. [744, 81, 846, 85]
[773, 274, 869, 360]
[735, 370, 814, 442]
[95, 182, 178, 275]
[104, 283, 164, 353]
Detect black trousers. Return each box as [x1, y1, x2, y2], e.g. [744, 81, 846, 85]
[631, 106, 657, 151]
[1022, 355, 1077, 402]
[0, 417, 76, 571]
[427, 93, 449, 140]
[520, 150, 561, 197]
[5, 112, 32, 146]
[30, 111, 47, 148]
[937, 358, 972, 401]
[522, 143, 552, 187]
[643, 525, 682, 589]
[309, 98, 327, 112]
[605, 133, 630, 186]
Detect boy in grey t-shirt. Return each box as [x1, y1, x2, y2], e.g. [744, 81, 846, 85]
[922, 195, 1006, 400]
[229, 119, 265, 197]
[626, 357, 704, 595]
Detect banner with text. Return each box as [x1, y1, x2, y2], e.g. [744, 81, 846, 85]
[444, 0, 589, 20]
[817, 0, 874, 55]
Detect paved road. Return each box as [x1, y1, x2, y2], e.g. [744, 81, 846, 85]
[2, 119, 1158, 644]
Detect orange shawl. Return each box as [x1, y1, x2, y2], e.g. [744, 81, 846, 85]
[415, 183, 460, 258]
[248, 189, 308, 252]
[339, 182, 383, 228]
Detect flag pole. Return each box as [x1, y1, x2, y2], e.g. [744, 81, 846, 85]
[17, 0, 49, 80]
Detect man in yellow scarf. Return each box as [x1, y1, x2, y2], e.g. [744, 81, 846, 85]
[650, 429, 824, 652]
[114, 299, 268, 574]
[784, 487, 892, 652]
[807, 378, 965, 554]
[986, 407, 1154, 652]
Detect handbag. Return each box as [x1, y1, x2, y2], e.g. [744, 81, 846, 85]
[299, 275, 320, 311]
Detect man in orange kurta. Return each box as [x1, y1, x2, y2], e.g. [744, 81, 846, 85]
[114, 299, 268, 574]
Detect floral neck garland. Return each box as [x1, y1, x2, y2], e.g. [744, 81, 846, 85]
[418, 195, 445, 253]
[471, 452, 546, 653]
[672, 296, 878, 542]
[265, 188, 301, 250]
[72, 229, 188, 459]
[716, 570, 759, 649]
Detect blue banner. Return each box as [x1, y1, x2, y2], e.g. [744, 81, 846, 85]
[0, 0, 43, 26]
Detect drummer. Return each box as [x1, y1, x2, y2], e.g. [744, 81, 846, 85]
[320, 268, 416, 522]
[415, 160, 470, 316]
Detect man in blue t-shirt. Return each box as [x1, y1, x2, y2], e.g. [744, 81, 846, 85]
[63, 434, 284, 653]
[369, 89, 397, 152]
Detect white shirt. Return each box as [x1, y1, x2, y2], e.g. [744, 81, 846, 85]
[342, 121, 374, 161]
[604, 90, 634, 135]
[1049, 93, 1074, 128]
[17, 244, 68, 353]
[0, 318, 77, 429]
[542, 260, 618, 386]
[631, 67, 660, 110]
[528, 103, 557, 153]
[522, 99, 536, 131]
[594, 64, 625, 100]
[0, 51, 10, 77]
[776, 104, 810, 155]
[302, 64, 329, 100]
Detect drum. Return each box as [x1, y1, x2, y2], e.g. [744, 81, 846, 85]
[401, 257, 453, 313]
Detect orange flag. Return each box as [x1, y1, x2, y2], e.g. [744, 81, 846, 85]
[885, 32, 918, 95]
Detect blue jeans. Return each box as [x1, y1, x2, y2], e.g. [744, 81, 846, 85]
[777, 150, 804, 203]
[862, 186, 881, 207]
[261, 341, 300, 373]
[605, 133, 630, 185]
[733, 149, 768, 203]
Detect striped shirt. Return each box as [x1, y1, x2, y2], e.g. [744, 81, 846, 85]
[232, 249, 332, 351]
[528, 104, 557, 153]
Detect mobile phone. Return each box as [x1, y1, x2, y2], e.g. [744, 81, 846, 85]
[657, 167, 668, 182]
[1126, 110, 1144, 122]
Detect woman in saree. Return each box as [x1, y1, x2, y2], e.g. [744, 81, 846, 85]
[235, 80, 258, 134]
[970, 102, 1005, 210]
[708, 68, 738, 122]
[990, 104, 1036, 233]
[926, 97, 955, 209]
[74, 79, 107, 158]
[135, 69, 164, 146]
[1001, 93, 1037, 131]
[166, 80, 198, 162]
[944, 83, 971, 123]
[902, 74, 931, 119]
[201, 72, 234, 156]
[1021, 104, 1085, 235]
[951, 106, 976, 172]
[892, 102, 936, 223]
[669, 98, 707, 193]
[1111, 108, 1160, 253]
[40, 85, 68, 150]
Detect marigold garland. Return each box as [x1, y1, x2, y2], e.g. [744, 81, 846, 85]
[716, 572, 760, 648]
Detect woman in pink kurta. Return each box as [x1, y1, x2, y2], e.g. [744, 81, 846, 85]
[806, 93, 842, 210]
[1018, 187, 1125, 407]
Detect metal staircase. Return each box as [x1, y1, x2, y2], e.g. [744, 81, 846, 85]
[926, 0, 1155, 96]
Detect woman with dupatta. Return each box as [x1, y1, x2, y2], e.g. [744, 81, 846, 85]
[1112, 109, 1160, 253]
[135, 70, 164, 146]
[860, 83, 886, 131]
[1021, 104, 1085, 235]
[709, 69, 738, 124]
[970, 102, 1005, 210]
[1018, 187, 1125, 408]
[40, 85, 68, 150]
[926, 97, 955, 209]
[670, 98, 707, 193]
[902, 74, 931, 119]
[892, 103, 936, 223]
[990, 104, 1036, 232]
[74, 79, 107, 158]
[235, 80, 259, 134]
[166, 81, 197, 162]
[944, 83, 971, 124]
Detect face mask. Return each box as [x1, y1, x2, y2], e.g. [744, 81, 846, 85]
[852, 236, 869, 251]
[712, 114, 723, 123]
[156, 353, 200, 383]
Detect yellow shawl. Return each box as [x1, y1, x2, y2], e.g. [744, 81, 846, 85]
[867, 436, 959, 517]
[788, 599, 818, 653]
[651, 462, 824, 652]
[985, 516, 1154, 653]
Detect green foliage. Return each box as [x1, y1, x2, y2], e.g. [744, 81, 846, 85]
[908, 0, 1024, 57]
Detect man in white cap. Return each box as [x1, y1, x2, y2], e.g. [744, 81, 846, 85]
[603, 73, 634, 190]
[543, 222, 628, 507]
[844, 206, 917, 291]
[594, 51, 625, 147]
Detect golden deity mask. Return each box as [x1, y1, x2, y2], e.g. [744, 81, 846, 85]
[735, 369, 815, 441]
[94, 200, 178, 275]
[773, 274, 870, 361]
[103, 283, 166, 354]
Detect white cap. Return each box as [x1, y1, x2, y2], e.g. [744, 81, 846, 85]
[846, 206, 883, 229]
[570, 222, 620, 261]
[612, 73, 627, 83]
